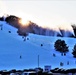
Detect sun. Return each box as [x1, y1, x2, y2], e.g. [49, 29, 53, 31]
[20, 18, 28, 25]
[19, 18, 29, 25]
[15, 12, 31, 26]
[18, 14, 29, 25]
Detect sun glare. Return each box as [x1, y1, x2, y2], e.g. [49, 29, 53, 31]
[14, 12, 31, 26]
[19, 18, 29, 26]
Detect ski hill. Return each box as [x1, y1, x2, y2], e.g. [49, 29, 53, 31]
[0, 21, 76, 70]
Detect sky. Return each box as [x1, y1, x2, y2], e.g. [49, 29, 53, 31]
[0, 0, 76, 27]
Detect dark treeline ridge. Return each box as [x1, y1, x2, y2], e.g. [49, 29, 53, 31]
[0, 15, 76, 38]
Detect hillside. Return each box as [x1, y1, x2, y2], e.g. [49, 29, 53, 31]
[0, 21, 76, 70]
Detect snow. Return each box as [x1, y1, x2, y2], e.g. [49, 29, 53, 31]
[0, 21, 76, 70]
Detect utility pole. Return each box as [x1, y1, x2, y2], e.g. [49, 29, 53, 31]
[38, 55, 39, 68]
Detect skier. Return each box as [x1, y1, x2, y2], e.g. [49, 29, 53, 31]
[20, 55, 22, 59]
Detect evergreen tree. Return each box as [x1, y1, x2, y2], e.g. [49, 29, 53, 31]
[72, 44, 76, 58]
[54, 39, 62, 51]
[54, 39, 69, 55]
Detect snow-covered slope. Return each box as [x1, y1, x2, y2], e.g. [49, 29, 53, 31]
[0, 21, 76, 70]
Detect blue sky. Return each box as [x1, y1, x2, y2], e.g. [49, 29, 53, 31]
[0, 0, 76, 26]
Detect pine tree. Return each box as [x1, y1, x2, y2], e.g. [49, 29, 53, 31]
[54, 39, 62, 51]
[72, 44, 76, 58]
[54, 39, 69, 55]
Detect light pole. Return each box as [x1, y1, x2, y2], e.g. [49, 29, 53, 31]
[38, 55, 39, 68]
